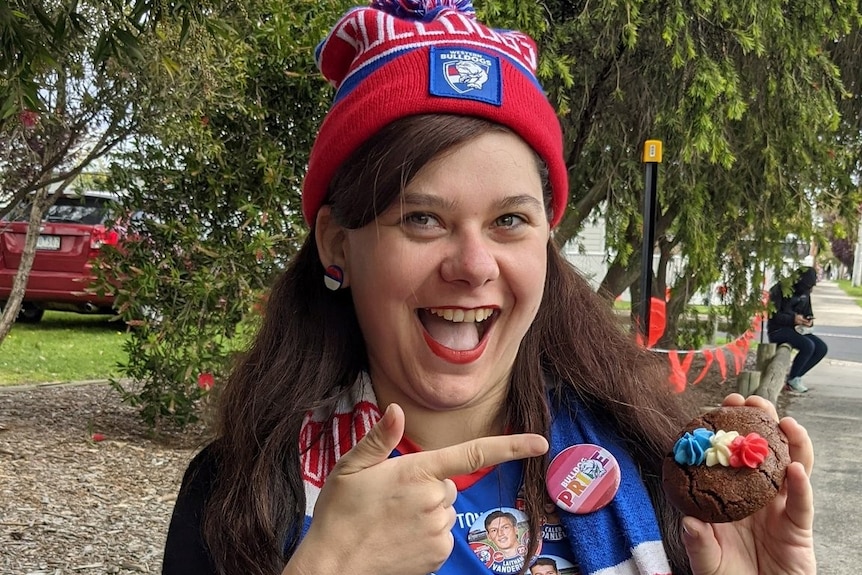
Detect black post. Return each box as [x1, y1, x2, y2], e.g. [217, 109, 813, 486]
[640, 140, 662, 343]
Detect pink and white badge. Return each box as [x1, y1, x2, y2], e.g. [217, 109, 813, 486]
[546, 443, 621, 514]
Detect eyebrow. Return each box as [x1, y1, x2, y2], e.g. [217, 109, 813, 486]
[400, 192, 545, 212]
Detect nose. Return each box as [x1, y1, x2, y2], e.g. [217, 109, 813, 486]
[440, 228, 500, 287]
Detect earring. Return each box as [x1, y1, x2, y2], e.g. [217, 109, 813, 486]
[323, 265, 344, 291]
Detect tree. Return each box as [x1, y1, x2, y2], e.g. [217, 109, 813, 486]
[0, 1, 161, 342]
[93, 0, 353, 428]
[86, 0, 862, 426]
[484, 0, 862, 345]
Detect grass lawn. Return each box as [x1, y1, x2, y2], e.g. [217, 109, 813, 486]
[0, 311, 129, 386]
[837, 279, 862, 308]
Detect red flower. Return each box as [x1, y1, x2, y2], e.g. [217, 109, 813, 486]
[729, 433, 769, 468]
[91, 433, 106, 442]
[197, 372, 215, 391]
[19, 109, 39, 129]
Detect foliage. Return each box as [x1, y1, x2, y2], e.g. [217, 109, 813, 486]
[832, 237, 856, 269]
[92, 0, 353, 428]
[0, 1, 205, 343]
[62, 0, 862, 424]
[675, 307, 720, 352]
[478, 0, 862, 347]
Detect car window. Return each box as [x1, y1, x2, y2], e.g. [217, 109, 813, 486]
[4, 196, 114, 225]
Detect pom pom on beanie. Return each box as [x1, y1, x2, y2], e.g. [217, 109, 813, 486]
[370, 0, 476, 21]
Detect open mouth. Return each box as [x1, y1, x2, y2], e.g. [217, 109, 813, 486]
[418, 307, 496, 362]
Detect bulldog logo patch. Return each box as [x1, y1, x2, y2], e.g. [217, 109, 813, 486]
[430, 47, 502, 105]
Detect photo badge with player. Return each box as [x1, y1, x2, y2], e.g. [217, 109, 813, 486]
[467, 507, 533, 574]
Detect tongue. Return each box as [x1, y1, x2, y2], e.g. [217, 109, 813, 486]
[422, 313, 480, 350]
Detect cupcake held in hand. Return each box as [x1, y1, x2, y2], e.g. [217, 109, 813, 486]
[661, 406, 791, 523]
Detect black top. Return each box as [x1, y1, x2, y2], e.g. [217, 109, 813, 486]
[162, 446, 219, 574]
[767, 268, 816, 334]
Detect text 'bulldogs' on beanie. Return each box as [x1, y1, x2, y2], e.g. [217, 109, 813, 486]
[301, 0, 569, 227]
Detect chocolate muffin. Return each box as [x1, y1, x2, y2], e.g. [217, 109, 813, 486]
[661, 406, 790, 523]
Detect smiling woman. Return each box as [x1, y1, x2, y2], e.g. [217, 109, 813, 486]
[316, 126, 549, 411]
[161, 2, 816, 575]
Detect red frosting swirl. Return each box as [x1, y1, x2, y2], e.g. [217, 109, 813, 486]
[729, 432, 769, 468]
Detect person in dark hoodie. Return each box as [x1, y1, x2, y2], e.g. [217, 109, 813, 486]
[767, 267, 828, 392]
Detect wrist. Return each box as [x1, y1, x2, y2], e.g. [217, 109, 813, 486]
[283, 526, 366, 575]
[282, 536, 338, 575]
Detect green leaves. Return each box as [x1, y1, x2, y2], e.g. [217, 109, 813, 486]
[84, 0, 349, 428]
[509, 0, 862, 344]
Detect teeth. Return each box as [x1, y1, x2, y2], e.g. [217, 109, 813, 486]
[427, 308, 493, 322]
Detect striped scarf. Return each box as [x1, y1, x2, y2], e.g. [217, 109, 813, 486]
[298, 375, 671, 575]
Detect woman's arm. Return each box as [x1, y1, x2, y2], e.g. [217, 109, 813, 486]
[162, 446, 219, 575]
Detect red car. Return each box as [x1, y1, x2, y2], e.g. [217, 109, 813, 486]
[0, 191, 121, 322]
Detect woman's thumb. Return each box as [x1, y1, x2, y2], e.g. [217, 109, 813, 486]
[332, 403, 405, 475]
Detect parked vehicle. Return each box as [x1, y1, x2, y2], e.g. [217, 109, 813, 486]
[0, 191, 122, 323]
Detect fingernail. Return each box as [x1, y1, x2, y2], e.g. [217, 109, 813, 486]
[682, 518, 697, 538]
[380, 403, 398, 429]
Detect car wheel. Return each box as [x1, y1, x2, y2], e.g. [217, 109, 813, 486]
[18, 303, 45, 323]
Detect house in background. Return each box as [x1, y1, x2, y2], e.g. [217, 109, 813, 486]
[562, 216, 816, 306]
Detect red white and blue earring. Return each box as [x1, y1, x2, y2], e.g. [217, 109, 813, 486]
[323, 265, 344, 291]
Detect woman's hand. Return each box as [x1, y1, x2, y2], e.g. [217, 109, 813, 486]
[682, 393, 816, 575]
[283, 404, 548, 575]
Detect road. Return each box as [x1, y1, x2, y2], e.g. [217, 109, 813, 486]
[813, 326, 862, 363]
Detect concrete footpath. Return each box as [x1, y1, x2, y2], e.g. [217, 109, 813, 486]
[782, 281, 862, 573]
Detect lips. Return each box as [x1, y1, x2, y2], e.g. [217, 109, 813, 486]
[418, 307, 496, 364]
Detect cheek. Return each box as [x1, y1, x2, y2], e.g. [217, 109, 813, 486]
[511, 252, 547, 308]
[348, 243, 425, 302]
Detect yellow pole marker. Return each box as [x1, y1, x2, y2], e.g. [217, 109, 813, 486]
[643, 139, 663, 163]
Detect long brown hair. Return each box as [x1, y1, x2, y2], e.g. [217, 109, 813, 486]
[201, 115, 694, 574]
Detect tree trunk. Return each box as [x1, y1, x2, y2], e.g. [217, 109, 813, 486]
[0, 186, 50, 343]
[753, 344, 793, 404]
[737, 371, 761, 397]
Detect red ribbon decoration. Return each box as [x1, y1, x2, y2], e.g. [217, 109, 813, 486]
[726, 338, 748, 374]
[667, 351, 689, 393]
[690, 348, 715, 385]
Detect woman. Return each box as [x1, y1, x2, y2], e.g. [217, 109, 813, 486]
[163, 2, 815, 574]
[767, 267, 828, 392]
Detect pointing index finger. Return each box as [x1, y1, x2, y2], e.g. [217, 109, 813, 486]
[421, 433, 549, 480]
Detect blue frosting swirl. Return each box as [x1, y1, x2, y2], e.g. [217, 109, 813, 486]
[673, 427, 715, 465]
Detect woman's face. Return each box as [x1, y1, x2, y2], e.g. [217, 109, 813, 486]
[337, 130, 549, 414]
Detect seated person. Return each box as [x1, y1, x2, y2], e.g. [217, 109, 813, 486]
[766, 267, 828, 392]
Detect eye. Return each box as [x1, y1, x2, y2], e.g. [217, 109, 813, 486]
[402, 212, 442, 229]
[494, 213, 527, 228]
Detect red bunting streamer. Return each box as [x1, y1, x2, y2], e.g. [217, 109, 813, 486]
[638, 310, 764, 393]
[667, 350, 696, 393]
[690, 349, 715, 385]
[715, 348, 728, 380]
[667, 351, 686, 393]
[727, 339, 748, 374]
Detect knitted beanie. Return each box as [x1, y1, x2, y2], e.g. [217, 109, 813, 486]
[301, 0, 568, 227]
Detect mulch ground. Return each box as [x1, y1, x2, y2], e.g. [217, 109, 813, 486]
[0, 383, 208, 574]
[0, 360, 785, 574]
